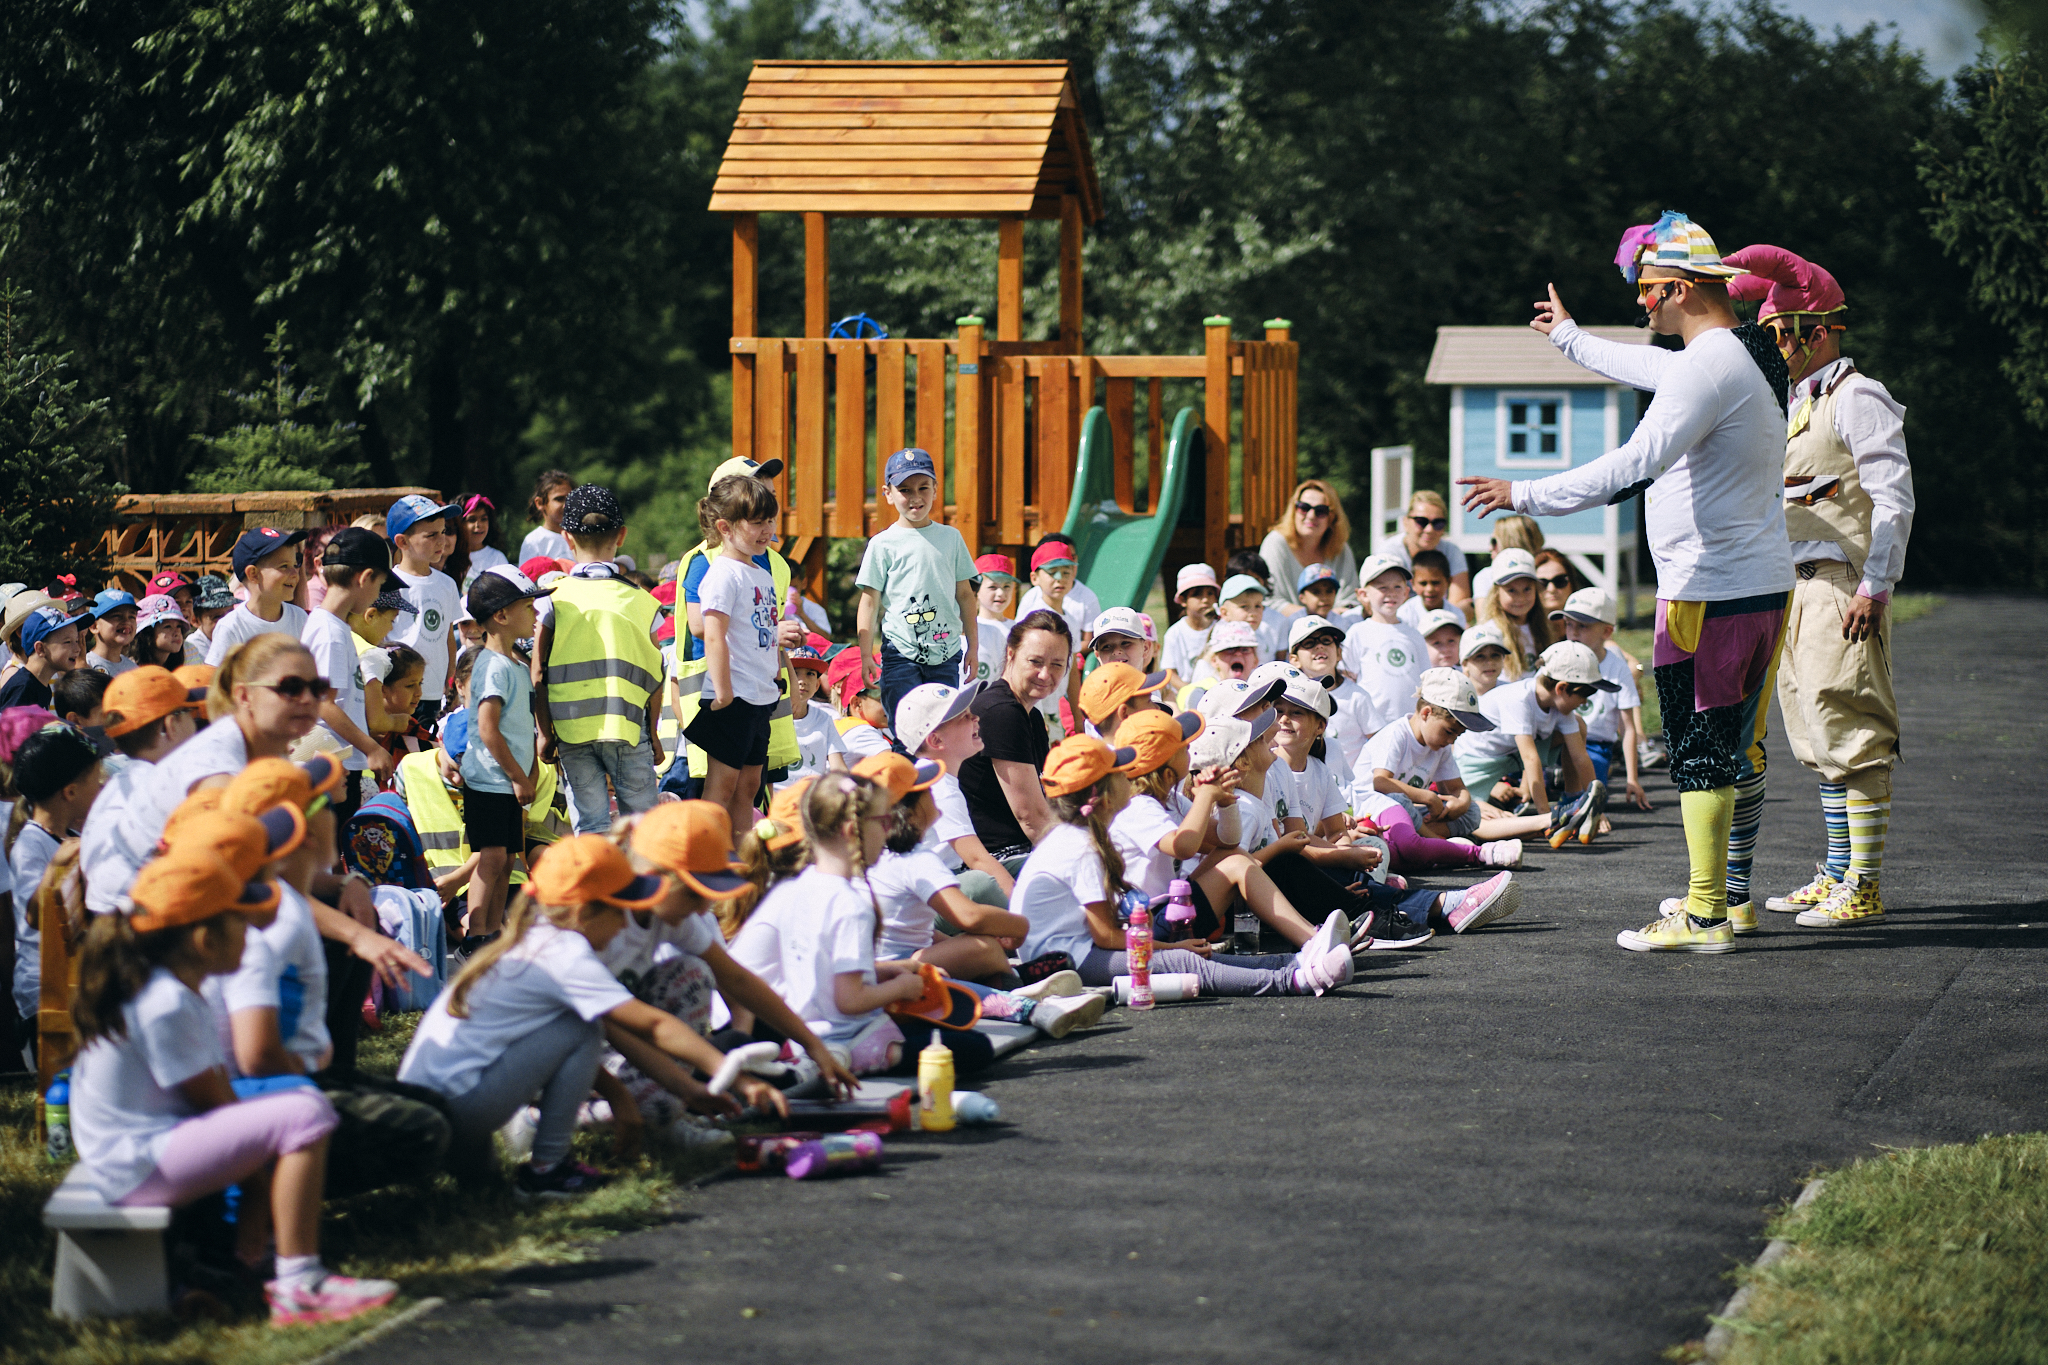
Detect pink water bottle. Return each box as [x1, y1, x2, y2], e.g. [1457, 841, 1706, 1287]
[1125, 903, 1154, 1011]
[1163, 879, 1196, 925]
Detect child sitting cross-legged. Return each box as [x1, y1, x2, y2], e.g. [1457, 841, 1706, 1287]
[1548, 587, 1652, 814]
[1286, 615, 1373, 777]
[1452, 641, 1615, 848]
[1258, 664, 1386, 880]
[1352, 669, 1534, 875]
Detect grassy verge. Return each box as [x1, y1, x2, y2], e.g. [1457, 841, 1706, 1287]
[1677, 1132, 2048, 1365]
[2, 1011, 736, 1365]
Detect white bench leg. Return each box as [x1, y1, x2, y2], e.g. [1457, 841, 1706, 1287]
[51, 1227, 167, 1319]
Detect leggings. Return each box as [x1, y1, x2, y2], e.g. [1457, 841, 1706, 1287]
[116, 1090, 338, 1207]
[1077, 946, 1300, 997]
[437, 1011, 604, 1168]
[1370, 806, 1484, 872]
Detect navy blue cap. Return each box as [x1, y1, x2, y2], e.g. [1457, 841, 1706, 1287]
[883, 447, 938, 488]
[230, 527, 308, 578]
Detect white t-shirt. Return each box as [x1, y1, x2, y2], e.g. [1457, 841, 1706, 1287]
[1269, 755, 1346, 831]
[788, 703, 846, 781]
[399, 922, 632, 1098]
[1354, 717, 1463, 818]
[519, 526, 571, 564]
[1109, 793, 1181, 899]
[1575, 644, 1641, 744]
[1256, 614, 1288, 661]
[202, 883, 331, 1075]
[86, 651, 137, 677]
[598, 909, 722, 1004]
[1374, 533, 1471, 581]
[461, 546, 509, 590]
[1161, 618, 1212, 681]
[81, 758, 153, 914]
[1013, 822, 1108, 967]
[1342, 619, 1430, 735]
[726, 868, 878, 1036]
[1397, 596, 1468, 631]
[1322, 676, 1375, 778]
[696, 556, 781, 705]
[387, 567, 461, 702]
[922, 771, 976, 873]
[301, 610, 368, 771]
[12, 822, 61, 1019]
[867, 850, 960, 960]
[1454, 677, 1580, 765]
[1228, 788, 1280, 854]
[971, 618, 1009, 685]
[118, 717, 249, 902]
[841, 721, 892, 760]
[1019, 581, 1100, 632]
[70, 967, 227, 1201]
[205, 601, 308, 667]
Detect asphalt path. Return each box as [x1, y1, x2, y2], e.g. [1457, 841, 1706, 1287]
[376, 594, 2048, 1365]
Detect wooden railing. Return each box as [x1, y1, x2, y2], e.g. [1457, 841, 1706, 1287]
[96, 489, 438, 596]
[729, 316, 1296, 593]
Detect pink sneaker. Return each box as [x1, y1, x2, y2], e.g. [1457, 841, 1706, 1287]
[267, 1273, 398, 1326]
[846, 1015, 905, 1074]
[1446, 872, 1522, 933]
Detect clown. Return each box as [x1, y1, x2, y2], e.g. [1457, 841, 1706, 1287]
[1724, 244, 1913, 929]
[1459, 210, 1793, 954]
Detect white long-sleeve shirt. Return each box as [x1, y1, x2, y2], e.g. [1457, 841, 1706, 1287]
[1785, 357, 1913, 601]
[1512, 320, 1793, 603]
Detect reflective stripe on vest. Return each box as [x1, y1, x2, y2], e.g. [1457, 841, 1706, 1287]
[398, 751, 469, 871]
[547, 574, 663, 747]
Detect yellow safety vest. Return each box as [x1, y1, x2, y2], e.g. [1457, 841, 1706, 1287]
[398, 751, 470, 878]
[546, 572, 664, 747]
[672, 543, 800, 775]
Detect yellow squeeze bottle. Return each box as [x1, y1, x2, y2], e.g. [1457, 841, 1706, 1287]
[917, 1035, 956, 1132]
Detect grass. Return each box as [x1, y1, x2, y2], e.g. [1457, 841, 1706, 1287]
[2, 1011, 738, 1365]
[1682, 1132, 2048, 1365]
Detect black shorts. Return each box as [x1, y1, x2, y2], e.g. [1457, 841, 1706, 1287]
[463, 788, 524, 852]
[684, 695, 775, 770]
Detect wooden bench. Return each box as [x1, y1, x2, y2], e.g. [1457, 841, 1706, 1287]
[43, 1166, 171, 1319]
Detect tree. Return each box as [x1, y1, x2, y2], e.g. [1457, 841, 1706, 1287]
[185, 324, 368, 493]
[0, 285, 127, 589]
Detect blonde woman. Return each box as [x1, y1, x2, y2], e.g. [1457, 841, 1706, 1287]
[1374, 490, 1473, 611]
[1260, 479, 1357, 607]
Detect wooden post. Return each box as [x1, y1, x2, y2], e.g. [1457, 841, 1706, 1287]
[756, 338, 789, 539]
[804, 213, 830, 339]
[1204, 316, 1233, 572]
[1148, 378, 1163, 520]
[793, 340, 827, 537]
[732, 214, 759, 464]
[1058, 195, 1084, 354]
[876, 340, 907, 533]
[1265, 318, 1298, 519]
[997, 219, 1024, 343]
[953, 317, 985, 536]
[999, 355, 1027, 545]
[1038, 357, 1073, 532]
[833, 340, 867, 537]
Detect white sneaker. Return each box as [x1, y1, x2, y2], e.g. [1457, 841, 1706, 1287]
[1013, 970, 1085, 1001]
[1480, 839, 1523, 868]
[1303, 909, 1348, 961]
[1030, 991, 1108, 1038]
[498, 1106, 538, 1163]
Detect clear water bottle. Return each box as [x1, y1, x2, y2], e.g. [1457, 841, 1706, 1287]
[1233, 909, 1261, 955]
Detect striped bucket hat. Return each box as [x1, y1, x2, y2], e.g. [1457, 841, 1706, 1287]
[1614, 210, 1749, 283]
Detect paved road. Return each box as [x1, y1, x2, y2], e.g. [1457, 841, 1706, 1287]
[377, 595, 2048, 1365]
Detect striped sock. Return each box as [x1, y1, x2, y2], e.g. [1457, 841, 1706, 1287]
[1845, 781, 1889, 881]
[1724, 769, 1767, 907]
[1819, 781, 1850, 879]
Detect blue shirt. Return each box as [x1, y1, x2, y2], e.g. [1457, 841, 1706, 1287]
[460, 648, 534, 795]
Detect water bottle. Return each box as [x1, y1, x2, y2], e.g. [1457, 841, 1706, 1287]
[1233, 908, 1262, 955]
[1114, 972, 1199, 1005]
[1162, 878, 1197, 925]
[45, 1072, 72, 1163]
[784, 1131, 885, 1180]
[1125, 902, 1154, 1011]
[952, 1091, 1001, 1125]
[916, 1034, 956, 1132]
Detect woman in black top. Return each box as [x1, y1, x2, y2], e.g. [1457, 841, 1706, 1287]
[958, 610, 1071, 867]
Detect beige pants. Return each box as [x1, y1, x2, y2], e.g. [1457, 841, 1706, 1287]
[1776, 559, 1899, 795]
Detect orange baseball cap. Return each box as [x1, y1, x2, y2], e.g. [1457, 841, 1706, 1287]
[1078, 663, 1167, 724]
[172, 663, 215, 694]
[169, 808, 305, 880]
[850, 752, 944, 804]
[529, 834, 669, 908]
[103, 666, 208, 738]
[1116, 709, 1204, 777]
[1040, 735, 1136, 797]
[223, 755, 342, 819]
[160, 789, 226, 847]
[629, 801, 751, 900]
[758, 777, 815, 852]
[130, 848, 280, 933]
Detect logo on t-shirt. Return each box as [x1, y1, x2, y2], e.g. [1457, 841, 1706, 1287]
[1385, 646, 1408, 669]
[424, 607, 443, 636]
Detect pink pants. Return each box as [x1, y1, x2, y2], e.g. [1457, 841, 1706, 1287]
[1373, 805, 1484, 873]
[116, 1090, 338, 1207]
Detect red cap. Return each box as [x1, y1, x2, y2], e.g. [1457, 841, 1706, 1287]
[973, 553, 1017, 582]
[1030, 542, 1077, 574]
[519, 556, 562, 582]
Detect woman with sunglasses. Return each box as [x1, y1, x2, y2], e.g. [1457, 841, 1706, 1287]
[1373, 490, 1474, 612]
[1532, 550, 1581, 621]
[1260, 479, 1358, 608]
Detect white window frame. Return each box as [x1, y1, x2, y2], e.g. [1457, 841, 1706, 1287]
[1495, 390, 1571, 470]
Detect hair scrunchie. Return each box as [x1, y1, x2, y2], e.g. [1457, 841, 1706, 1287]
[753, 817, 780, 842]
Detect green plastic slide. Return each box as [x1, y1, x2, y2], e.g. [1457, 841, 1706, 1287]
[1059, 405, 1198, 611]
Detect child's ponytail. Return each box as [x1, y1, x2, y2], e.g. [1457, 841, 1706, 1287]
[802, 772, 888, 937]
[1050, 776, 1132, 900]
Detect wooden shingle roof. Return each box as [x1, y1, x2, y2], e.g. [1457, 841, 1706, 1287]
[1424, 326, 1653, 385]
[708, 61, 1102, 221]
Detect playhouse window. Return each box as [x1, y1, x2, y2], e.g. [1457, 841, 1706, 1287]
[1497, 391, 1570, 469]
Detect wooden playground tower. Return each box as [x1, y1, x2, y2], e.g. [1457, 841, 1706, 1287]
[710, 60, 1300, 605]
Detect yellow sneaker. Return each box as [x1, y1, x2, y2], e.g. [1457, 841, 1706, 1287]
[1726, 901, 1758, 935]
[1765, 864, 1840, 913]
[1618, 906, 1736, 953]
[1795, 873, 1884, 928]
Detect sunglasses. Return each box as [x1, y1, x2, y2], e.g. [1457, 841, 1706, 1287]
[1410, 515, 1449, 531]
[1536, 574, 1574, 591]
[1295, 501, 1333, 519]
[1637, 277, 1690, 301]
[247, 675, 334, 702]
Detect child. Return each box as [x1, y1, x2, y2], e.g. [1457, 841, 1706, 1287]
[1017, 530, 1101, 628]
[1461, 623, 1512, 696]
[1188, 619, 1262, 698]
[129, 595, 191, 670]
[1453, 641, 1611, 842]
[786, 640, 846, 780]
[1474, 548, 1545, 679]
[383, 495, 465, 725]
[1078, 661, 1168, 744]
[1022, 540, 1091, 716]
[537, 484, 665, 833]
[462, 567, 552, 943]
[51, 666, 112, 736]
[896, 680, 1013, 903]
[10, 721, 104, 1034]
[686, 476, 784, 839]
[145, 571, 199, 626]
[1216, 573, 1279, 663]
[69, 848, 396, 1324]
[1266, 669, 1383, 879]
[365, 644, 432, 764]
[0, 604, 87, 710]
[1160, 564, 1219, 693]
[1019, 734, 1352, 996]
[84, 590, 139, 676]
[854, 448, 979, 723]
[825, 647, 895, 759]
[206, 528, 310, 667]
[970, 554, 1018, 686]
[1342, 555, 1430, 738]
[303, 527, 400, 816]
[1418, 609, 1466, 669]
[1286, 615, 1373, 777]
[400, 834, 733, 1198]
[457, 493, 509, 589]
[1550, 587, 1650, 813]
[519, 470, 574, 564]
[186, 576, 236, 660]
[1297, 564, 1360, 633]
[1087, 607, 1157, 675]
[1355, 669, 1526, 872]
[82, 666, 205, 912]
[1397, 550, 1467, 632]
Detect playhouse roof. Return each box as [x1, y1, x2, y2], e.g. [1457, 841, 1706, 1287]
[1423, 326, 1653, 386]
[708, 61, 1102, 222]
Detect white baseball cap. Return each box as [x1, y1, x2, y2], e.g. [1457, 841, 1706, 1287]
[1416, 667, 1496, 731]
[1489, 548, 1538, 583]
[1090, 606, 1155, 644]
[1416, 608, 1465, 639]
[1188, 710, 1277, 769]
[897, 680, 986, 754]
[1207, 620, 1261, 653]
[1537, 640, 1620, 690]
[1459, 622, 1511, 661]
[1196, 675, 1286, 722]
[1174, 564, 1220, 599]
[1549, 586, 1617, 626]
[1357, 554, 1412, 587]
[1286, 613, 1347, 652]
[709, 455, 785, 487]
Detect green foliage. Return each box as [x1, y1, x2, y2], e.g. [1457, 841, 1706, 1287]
[185, 324, 368, 493]
[0, 284, 127, 589]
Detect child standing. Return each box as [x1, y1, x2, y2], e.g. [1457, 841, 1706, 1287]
[205, 528, 310, 667]
[384, 495, 465, 726]
[785, 640, 846, 781]
[518, 470, 574, 564]
[1021, 540, 1091, 719]
[1160, 564, 1220, 693]
[1550, 587, 1650, 812]
[185, 576, 236, 661]
[1343, 555, 1431, 738]
[970, 554, 1018, 686]
[687, 477, 785, 839]
[1017, 531, 1101, 627]
[462, 567, 552, 943]
[10, 722, 105, 1036]
[302, 527, 400, 818]
[855, 448, 979, 725]
[84, 591, 139, 676]
[456, 494, 509, 589]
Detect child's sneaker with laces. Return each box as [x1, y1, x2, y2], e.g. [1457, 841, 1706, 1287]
[1575, 780, 1608, 845]
[1660, 896, 1756, 935]
[1618, 906, 1735, 953]
[1445, 872, 1521, 933]
[514, 1157, 612, 1202]
[266, 1273, 398, 1326]
[1796, 872, 1885, 928]
[1766, 864, 1841, 913]
[1545, 792, 1590, 849]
